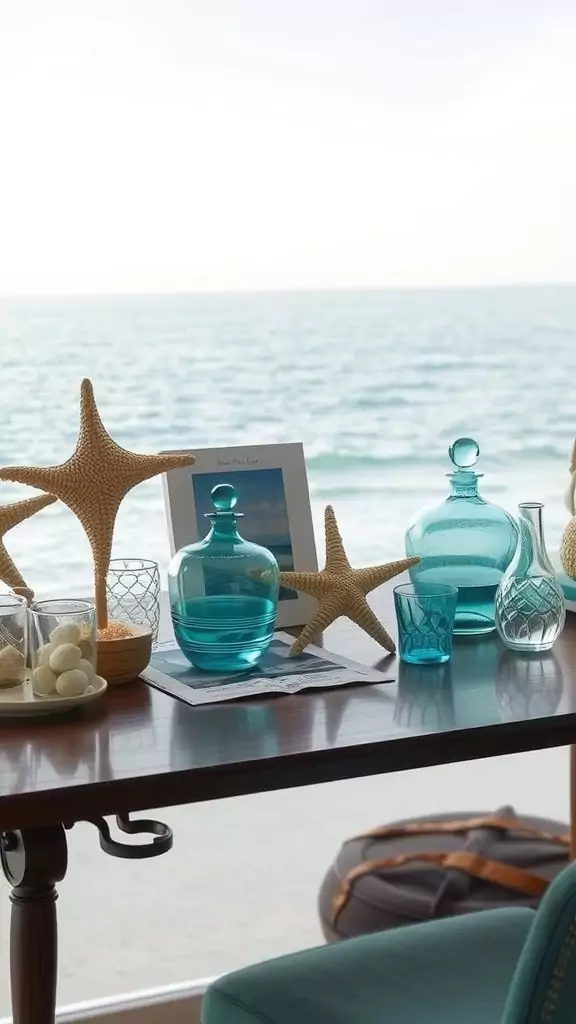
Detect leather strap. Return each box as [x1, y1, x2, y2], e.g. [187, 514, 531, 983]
[332, 849, 549, 924]
[351, 816, 570, 846]
[331, 815, 569, 927]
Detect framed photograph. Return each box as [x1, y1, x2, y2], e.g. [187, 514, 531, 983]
[163, 442, 318, 627]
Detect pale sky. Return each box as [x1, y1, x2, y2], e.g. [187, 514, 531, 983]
[1, 0, 575, 294]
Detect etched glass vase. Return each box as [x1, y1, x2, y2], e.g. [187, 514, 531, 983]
[495, 503, 565, 652]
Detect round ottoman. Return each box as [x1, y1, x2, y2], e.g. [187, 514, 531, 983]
[318, 807, 570, 942]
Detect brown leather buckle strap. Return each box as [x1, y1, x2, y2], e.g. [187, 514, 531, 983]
[332, 850, 550, 925]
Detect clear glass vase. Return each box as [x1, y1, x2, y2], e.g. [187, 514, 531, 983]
[106, 558, 161, 643]
[495, 503, 565, 652]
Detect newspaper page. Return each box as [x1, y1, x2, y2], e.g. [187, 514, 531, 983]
[141, 632, 392, 706]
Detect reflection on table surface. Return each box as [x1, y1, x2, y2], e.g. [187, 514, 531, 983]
[0, 584, 575, 826]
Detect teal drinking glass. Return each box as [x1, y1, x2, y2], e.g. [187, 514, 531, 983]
[168, 483, 279, 673]
[394, 582, 458, 665]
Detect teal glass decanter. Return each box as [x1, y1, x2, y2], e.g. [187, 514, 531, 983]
[405, 438, 518, 635]
[168, 483, 279, 672]
[495, 503, 565, 652]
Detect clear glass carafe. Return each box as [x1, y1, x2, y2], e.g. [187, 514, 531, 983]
[495, 502, 565, 652]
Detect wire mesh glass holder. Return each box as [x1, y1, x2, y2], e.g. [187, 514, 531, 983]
[106, 559, 161, 645]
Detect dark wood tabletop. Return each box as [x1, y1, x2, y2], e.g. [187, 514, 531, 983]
[1, 585, 576, 832]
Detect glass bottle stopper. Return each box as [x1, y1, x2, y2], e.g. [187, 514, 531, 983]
[206, 483, 243, 518]
[449, 437, 480, 470]
[211, 483, 237, 511]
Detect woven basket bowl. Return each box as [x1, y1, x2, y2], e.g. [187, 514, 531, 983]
[96, 624, 152, 685]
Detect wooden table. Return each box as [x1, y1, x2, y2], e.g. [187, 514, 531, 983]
[1, 588, 576, 1024]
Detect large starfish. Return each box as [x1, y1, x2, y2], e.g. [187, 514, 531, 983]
[280, 505, 420, 656]
[0, 493, 56, 600]
[0, 379, 195, 627]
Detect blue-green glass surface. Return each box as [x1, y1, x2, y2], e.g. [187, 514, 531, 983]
[405, 438, 518, 635]
[168, 483, 279, 673]
[394, 582, 458, 664]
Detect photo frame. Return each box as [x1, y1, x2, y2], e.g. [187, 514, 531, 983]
[163, 442, 318, 627]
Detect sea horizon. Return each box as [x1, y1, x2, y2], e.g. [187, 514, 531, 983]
[2, 281, 576, 301]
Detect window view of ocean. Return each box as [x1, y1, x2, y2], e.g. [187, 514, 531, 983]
[1, 286, 575, 595]
[0, 285, 574, 1012]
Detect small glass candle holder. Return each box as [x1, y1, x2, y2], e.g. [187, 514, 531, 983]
[29, 599, 97, 697]
[394, 582, 458, 665]
[106, 558, 160, 643]
[0, 594, 28, 689]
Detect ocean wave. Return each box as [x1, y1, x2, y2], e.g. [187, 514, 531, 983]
[355, 394, 411, 410]
[307, 451, 425, 470]
[505, 443, 569, 462]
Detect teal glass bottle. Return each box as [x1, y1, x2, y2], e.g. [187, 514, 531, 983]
[168, 483, 279, 672]
[405, 438, 518, 635]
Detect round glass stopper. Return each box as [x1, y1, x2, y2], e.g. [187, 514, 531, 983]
[211, 483, 238, 511]
[449, 437, 480, 469]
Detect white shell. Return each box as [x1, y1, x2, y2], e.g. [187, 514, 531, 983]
[38, 643, 55, 666]
[56, 669, 89, 697]
[50, 643, 82, 674]
[50, 623, 82, 647]
[33, 665, 58, 695]
[78, 658, 95, 679]
[0, 646, 25, 682]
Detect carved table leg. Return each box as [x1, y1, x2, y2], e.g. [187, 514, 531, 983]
[1, 825, 68, 1024]
[565, 749, 569, 860]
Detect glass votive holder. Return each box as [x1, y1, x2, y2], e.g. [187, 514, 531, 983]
[394, 582, 458, 665]
[106, 558, 160, 643]
[29, 599, 97, 697]
[0, 593, 28, 688]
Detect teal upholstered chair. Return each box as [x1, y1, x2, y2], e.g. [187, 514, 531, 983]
[202, 859, 576, 1023]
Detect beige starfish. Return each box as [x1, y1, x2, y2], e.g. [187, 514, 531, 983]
[0, 493, 57, 600]
[280, 505, 420, 656]
[0, 379, 195, 627]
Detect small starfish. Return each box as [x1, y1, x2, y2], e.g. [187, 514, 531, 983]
[280, 505, 420, 655]
[0, 493, 57, 600]
[0, 379, 195, 626]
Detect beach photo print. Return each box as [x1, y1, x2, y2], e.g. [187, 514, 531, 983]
[163, 442, 318, 628]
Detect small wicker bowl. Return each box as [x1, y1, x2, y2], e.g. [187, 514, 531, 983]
[96, 624, 152, 685]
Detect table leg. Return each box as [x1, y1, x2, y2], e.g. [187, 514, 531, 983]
[571, 747, 576, 861]
[565, 749, 569, 860]
[1, 825, 68, 1024]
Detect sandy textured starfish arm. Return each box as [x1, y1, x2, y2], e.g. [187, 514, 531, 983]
[288, 593, 345, 656]
[279, 571, 330, 598]
[323, 505, 352, 573]
[354, 557, 420, 594]
[346, 597, 396, 653]
[0, 493, 57, 600]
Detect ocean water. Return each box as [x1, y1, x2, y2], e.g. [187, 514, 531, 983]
[0, 285, 575, 596]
